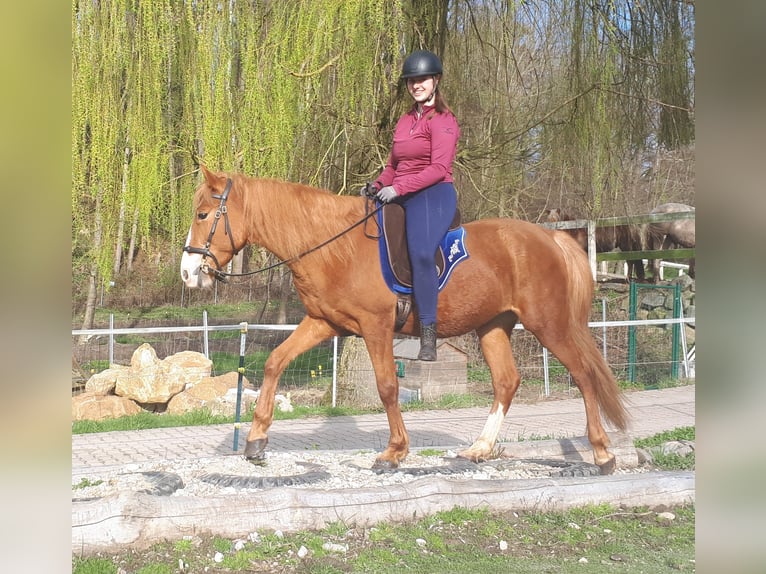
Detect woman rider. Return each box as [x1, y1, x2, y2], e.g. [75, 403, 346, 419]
[370, 50, 460, 361]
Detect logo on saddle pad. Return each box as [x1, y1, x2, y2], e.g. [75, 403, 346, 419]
[377, 203, 469, 294]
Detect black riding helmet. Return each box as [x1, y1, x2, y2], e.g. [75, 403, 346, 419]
[400, 50, 443, 79]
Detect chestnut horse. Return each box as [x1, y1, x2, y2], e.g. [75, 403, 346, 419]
[544, 208, 645, 281]
[181, 167, 627, 473]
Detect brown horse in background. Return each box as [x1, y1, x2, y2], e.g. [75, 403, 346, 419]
[646, 203, 695, 281]
[544, 209, 645, 281]
[181, 167, 628, 473]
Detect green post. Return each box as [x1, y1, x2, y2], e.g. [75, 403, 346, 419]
[628, 282, 637, 382]
[671, 284, 681, 379]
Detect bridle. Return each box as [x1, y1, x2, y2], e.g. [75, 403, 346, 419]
[182, 178, 240, 282]
[184, 177, 385, 283]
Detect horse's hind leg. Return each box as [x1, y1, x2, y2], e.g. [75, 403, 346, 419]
[530, 323, 627, 474]
[458, 315, 520, 462]
[244, 316, 338, 461]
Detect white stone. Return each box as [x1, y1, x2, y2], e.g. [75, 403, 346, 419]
[322, 542, 348, 553]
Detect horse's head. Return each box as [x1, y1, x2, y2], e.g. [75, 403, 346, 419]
[180, 165, 248, 289]
[544, 208, 562, 223]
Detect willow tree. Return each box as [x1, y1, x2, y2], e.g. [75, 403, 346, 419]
[528, 0, 694, 218]
[73, 0, 175, 330]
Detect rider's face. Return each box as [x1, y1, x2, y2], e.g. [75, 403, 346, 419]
[406, 75, 437, 105]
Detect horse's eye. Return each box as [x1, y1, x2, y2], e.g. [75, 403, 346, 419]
[197, 212, 208, 221]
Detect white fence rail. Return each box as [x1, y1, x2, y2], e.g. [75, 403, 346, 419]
[72, 311, 695, 401]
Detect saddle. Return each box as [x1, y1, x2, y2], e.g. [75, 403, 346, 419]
[376, 203, 468, 330]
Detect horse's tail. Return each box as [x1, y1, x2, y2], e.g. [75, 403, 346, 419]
[553, 231, 629, 431]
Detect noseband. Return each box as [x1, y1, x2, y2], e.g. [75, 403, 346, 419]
[183, 178, 239, 282]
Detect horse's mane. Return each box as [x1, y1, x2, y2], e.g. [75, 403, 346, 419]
[231, 173, 363, 268]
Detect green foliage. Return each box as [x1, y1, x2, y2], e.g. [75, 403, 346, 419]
[71, 404, 368, 434]
[73, 477, 104, 490]
[72, 557, 117, 574]
[135, 565, 173, 574]
[634, 426, 695, 448]
[418, 448, 445, 457]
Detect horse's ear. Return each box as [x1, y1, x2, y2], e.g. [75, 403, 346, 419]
[200, 164, 226, 189]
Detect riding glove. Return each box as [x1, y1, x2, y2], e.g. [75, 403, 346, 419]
[376, 185, 398, 203]
[361, 182, 378, 197]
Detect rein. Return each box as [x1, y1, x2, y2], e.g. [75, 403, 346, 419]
[185, 178, 384, 282]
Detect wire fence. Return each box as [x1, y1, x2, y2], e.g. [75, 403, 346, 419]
[72, 297, 696, 401]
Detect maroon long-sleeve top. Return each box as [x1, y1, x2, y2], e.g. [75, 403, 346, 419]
[374, 104, 460, 196]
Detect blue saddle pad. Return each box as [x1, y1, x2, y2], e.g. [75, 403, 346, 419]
[377, 209, 470, 294]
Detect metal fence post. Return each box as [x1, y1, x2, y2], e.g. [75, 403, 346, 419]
[232, 322, 248, 451]
[628, 282, 637, 382]
[332, 336, 338, 407]
[202, 310, 209, 359]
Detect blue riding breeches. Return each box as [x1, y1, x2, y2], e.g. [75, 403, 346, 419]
[400, 181, 457, 326]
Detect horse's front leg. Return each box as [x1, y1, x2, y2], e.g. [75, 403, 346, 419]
[363, 333, 409, 469]
[244, 317, 338, 461]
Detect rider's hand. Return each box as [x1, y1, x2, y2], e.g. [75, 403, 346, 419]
[361, 182, 378, 197]
[376, 185, 398, 203]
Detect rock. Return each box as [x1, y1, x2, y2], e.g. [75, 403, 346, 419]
[636, 447, 653, 465]
[322, 542, 348, 553]
[657, 511, 676, 522]
[640, 292, 666, 310]
[115, 345, 211, 404]
[84, 366, 128, 395]
[275, 393, 293, 413]
[72, 392, 142, 421]
[297, 545, 309, 558]
[166, 377, 257, 417]
[162, 350, 214, 389]
[661, 440, 694, 457]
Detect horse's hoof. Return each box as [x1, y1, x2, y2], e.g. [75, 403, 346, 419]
[372, 458, 399, 470]
[244, 438, 268, 462]
[598, 457, 616, 475]
[456, 449, 488, 463]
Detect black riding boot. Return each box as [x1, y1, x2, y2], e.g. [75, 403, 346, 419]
[418, 323, 437, 361]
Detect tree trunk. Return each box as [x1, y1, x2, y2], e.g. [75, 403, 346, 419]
[231, 251, 244, 275]
[323, 335, 376, 407]
[113, 146, 130, 276]
[126, 206, 139, 272]
[79, 184, 104, 344]
[276, 268, 292, 324]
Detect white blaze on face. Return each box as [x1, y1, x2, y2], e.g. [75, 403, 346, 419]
[180, 227, 208, 288]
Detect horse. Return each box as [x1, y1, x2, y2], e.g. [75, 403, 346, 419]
[544, 209, 645, 281]
[646, 203, 695, 281]
[181, 166, 628, 473]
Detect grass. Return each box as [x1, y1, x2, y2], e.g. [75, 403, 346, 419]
[71, 403, 371, 434]
[635, 426, 695, 471]
[72, 503, 695, 573]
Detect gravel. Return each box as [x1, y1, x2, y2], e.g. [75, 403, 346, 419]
[72, 449, 649, 500]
